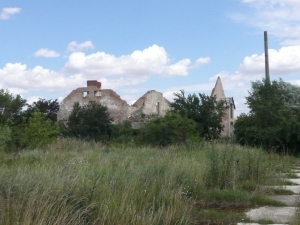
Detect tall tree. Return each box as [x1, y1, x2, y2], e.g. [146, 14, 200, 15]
[23, 98, 59, 122]
[170, 90, 224, 139]
[21, 111, 59, 149]
[64, 102, 112, 141]
[235, 79, 300, 153]
[0, 89, 26, 126]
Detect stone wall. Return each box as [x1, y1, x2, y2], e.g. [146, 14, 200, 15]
[57, 81, 170, 125]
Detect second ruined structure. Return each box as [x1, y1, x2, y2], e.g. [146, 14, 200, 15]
[211, 77, 235, 136]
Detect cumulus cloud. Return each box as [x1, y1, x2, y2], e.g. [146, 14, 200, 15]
[240, 45, 300, 75]
[1, 45, 209, 107]
[0, 62, 148, 96]
[230, 0, 300, 45]
[34, 48, 60, 58]
[0, 7, 21, 20]
[206, 44, 300, 115]
[65, 44, 197, 77]
[67, 41, 94, 52]
[0, 63, 85, 94]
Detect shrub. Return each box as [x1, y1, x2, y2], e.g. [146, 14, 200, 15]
[110, 121, 134, 143]
[234, 79, 300, 153]
[0, 125, 12, 151]
[21, 111, 59, 149]
[138, 111, 200, 146]
[64, 102, 112, 141]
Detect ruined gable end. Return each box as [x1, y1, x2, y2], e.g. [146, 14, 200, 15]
[211, 77, 235, 137]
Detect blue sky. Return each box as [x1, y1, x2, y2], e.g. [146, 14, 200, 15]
[1, 0, 300, 115]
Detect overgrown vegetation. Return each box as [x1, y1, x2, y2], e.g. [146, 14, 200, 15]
[1, 80, 300, 224]
[0, 90, 59, 150]
[62, 102, 112, 141]
[138, 111, 200, 146]
[0, 139, 297, 224]
[235, 79, 300, 154]
[170, 90, 224, 140]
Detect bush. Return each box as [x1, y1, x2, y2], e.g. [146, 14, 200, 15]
[0, 125, 12, 151]
[138, 111, 200, 146]
[234, 79, 300, 153]
[170, 90, 224, 139]
[110, 121, 134, 143]
[63, 102, 112, 141]
[21, 111, 59, 149]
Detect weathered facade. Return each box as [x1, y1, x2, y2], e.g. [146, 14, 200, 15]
[58, 78, 235, 136]
[130, 90, 170, 118]
[57, 81, 170, 125]
[211, 77, 235, 137]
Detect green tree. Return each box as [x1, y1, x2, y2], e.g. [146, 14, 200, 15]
[0, 89, 27, 150]
[138, 111, 199, 146]
[0, 89, 26, 126]
[23, 98, 59, 122]
[110, 121, 134, 143]
[64, 102, 112, 141]
[170, 90, 224, 139]
[21, 111, 59, 149]
[0, 125, 12, 151]
[234, 79, 300, 153]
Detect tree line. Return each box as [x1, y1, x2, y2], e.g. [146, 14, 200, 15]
[1, 78, 300, 153]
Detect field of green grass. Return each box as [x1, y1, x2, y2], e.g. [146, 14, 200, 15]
[0, 139, 297, 225]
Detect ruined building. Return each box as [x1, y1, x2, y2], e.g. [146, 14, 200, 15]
[211, 77, 235, 136]
[57, 81, 170, 124]
[58, 78, 235, 136]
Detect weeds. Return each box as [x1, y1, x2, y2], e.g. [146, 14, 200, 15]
[0, 139, 297, 224]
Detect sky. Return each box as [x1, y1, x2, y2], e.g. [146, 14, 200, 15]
[1, 0, 300, 116]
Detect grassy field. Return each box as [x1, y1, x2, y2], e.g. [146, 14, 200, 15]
[0, 139, 298, 225]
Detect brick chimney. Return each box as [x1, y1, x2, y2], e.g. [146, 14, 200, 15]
[87, 80, 101, 89]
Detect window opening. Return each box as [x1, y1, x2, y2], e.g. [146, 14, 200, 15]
[95, 91, 101, 97]
[82, 91, 89, 98]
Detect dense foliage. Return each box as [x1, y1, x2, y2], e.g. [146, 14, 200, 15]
[20, 111, 59, 149]
[234, 79, 300, 153]
[170, 90, 224, 139]
[110, 121, 134, 143]
[0, 89, 60, 150]
[0, 89, 26, 126]
[138, 111, 200, 146]
[63, 102, 112, 141]
[0, 125, 11, 151]
[23, 98, 59, 122]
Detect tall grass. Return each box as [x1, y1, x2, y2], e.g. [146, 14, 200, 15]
[0, 139, 296, 224]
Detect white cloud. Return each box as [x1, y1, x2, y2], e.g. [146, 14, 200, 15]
[240, 45, 300, 75]
[231, 0, 300, 45]
[0, 63, 148, 97]
[195, 57, 211, 67]
[0, 7, 21, 20]
[0, 63, 85, 94]
[34, 48, 60, 58]
[26, 96, 42, 105]
[206, 43, 300, 115]
[65, 44, 194, 77]
[1, 45, 209, 107]
[67, 41, 94, 52]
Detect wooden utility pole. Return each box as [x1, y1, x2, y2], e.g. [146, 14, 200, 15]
[264, 31, 270, 83]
